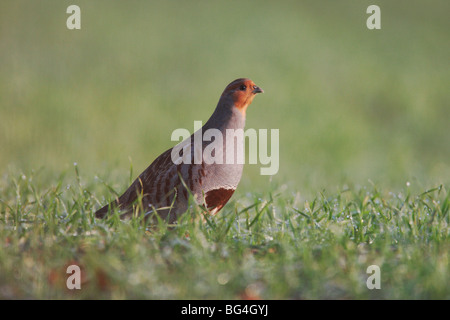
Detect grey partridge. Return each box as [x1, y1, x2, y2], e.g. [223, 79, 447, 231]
[95, 78, 264, 223]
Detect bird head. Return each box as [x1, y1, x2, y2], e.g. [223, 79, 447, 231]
[221, 78, 264, 115]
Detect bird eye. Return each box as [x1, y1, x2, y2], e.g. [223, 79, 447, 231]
[239, 85, 247, 91]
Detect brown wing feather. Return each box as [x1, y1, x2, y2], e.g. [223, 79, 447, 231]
[95, 148, 174, 218]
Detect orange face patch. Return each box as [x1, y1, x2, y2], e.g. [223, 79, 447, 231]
[222, 78, 263, 115]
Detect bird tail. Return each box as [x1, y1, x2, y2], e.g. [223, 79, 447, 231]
[94, 202, 112, 219]
[95, 181, 139, 219]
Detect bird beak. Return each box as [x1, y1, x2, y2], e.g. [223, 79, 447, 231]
[253, 86, 264, 94]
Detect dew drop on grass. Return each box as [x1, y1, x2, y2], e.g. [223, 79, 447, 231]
[217, 273, 230, 285]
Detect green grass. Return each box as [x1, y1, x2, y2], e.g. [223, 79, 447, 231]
[0, 0, 449, 299]
[0, 167, 448, 299]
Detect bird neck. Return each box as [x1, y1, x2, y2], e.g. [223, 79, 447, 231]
[203, 95, 246, 132]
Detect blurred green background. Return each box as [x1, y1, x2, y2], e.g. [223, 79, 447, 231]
[1, 0, 449, 194]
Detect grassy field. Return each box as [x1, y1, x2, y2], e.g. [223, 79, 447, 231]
[0, 1, 449, 299]
[0, 168, 448, 299]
